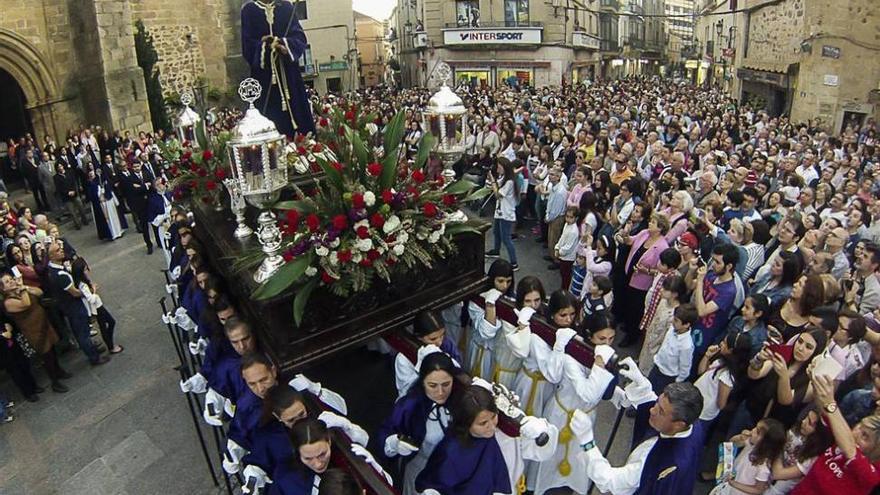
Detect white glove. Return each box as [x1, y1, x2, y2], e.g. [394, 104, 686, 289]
[520, 416, 549, 440]
[222, 455, 240, 475]
[227, 438, 248, 463]
[223, 397, 235, 418]
[350, 444, 394, 485]
[481, 288, 503, 305]
[319, 410, 350, 430]
[203, 388, 225, 426]
[414, 344, 442, 372]
[161, 312, 177, 325]
[618, 357, 650, 389]
[180, 372, 207, 394]
[516, 307, 537, 326]
[289, 374, 322, 395]
[471, 376, 493, 392]
[188, 338, 207, 356]
[594, 344, 616, 366]
[319, 411, 369, 446]
[165, 283, 176, 295]
[570, 409, 595, 445]
[422, 490, 442, 495]
[610, 386, 632, 410]
[553, 327, 578, 352]
[241, 465, 271, 493]
[175, 307, 195, 331]
[619, 357, 655, 405]
[384, 434, 419, 457]
[171, 265, 182, 280]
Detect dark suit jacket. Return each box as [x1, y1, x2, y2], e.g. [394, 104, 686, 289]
[53, 171, 78, 202]
[124, 169, 154, 213]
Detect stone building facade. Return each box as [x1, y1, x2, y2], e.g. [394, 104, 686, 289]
[395, 0, 603, 89]
[355, 11, 389, 87]
[696, 0, 880, 131]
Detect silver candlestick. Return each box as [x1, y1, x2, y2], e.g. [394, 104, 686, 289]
[254, 211, 285, 283]
[223, 178, 253, 239]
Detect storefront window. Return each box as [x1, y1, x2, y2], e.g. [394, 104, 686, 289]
[504, 0, 529, 26]
[498, 68, 533, 88]
[456, 0, 480, 27]
[455, 70, 491, 89]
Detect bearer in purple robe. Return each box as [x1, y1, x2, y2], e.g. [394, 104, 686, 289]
[570, 360, 705, 495]
[241, 0, 315, 137]
[203, 317, 256, 427]
[415, 383, 511, 495]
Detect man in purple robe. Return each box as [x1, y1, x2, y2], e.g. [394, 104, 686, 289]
[241, 0, 315, 137]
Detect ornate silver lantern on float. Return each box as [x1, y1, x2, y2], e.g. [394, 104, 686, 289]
[176, 88, 201, 148]
[423, 62, 467, 183]
[226, 78, 289, 283]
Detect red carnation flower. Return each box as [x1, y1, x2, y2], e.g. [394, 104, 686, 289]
[370, 213, 385, 229]
[328, 142, 338, 152]
[422, 202, 438, 218]
[381, 189, 394, 204]
[306, 214, 320, 232]
[359, 258, 373, 267]
[367, 249, 380, 261]
[205, 180, 217, 191]
[412, 170, 425, 183]
[321, 270, 335, 284]
[442, 194, 456, 207]
[344, 110, 355, 121]
[188, 180, 198, 190]
[295, 133, 305, 144]
[351, 193, 365, 209]
[332, 214, 348, 230]
[285, 209, 300, 227]
[337, 127, 346, 137]
[169, 165, 179, 176]
[282, 252, 294, 262]
[367, 162, 382, 176]
[182, 151, 192, 160]
[172, 190, 183, 200]
[385, 234, 396, 243]
[197, 167, 208, 177]
[214, 168, 226, 180]
[386, 257, 397, 265]
[337, 249, 353, 263]
[407, 186, 420, 200]
[189, 162, 199, 172]
[331, 161, 344, 172]
[319, 118, 329, 127]
[297, 146, 307, 155]
[312, 143, 324, 153]
[356, 226, 370, 239]
[202, 150, 214, 161]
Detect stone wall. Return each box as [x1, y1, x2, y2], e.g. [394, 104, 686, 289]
[742, 0, 805, 66]
[129, 0, 242, 97]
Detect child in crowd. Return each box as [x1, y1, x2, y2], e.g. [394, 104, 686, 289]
[555, 206, 581, 290]
[724, 294, 771, 359]
[695, 332, 752, 430]
[766, 406, 833, 494]
[569, 249, 588, 300]
[649, 303, 699, 393]
[713, 419, 787, 495]
[581, 275, 612, 319]
[638, 275, 688, 375]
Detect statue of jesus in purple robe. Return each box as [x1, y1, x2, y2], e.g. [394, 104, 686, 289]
[241, 0, 316, 137]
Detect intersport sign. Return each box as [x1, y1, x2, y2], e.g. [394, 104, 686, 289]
[443, 27, 542, 45]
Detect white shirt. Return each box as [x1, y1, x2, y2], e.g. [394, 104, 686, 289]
[494, 179, 517, 222]
[694, 361, 734, 421]
[582, 424, 694, 495]
[653, 326, 694, 382]
[555, 222, 580, 261]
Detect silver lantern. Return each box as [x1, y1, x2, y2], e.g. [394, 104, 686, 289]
[423, 62, 467, 183]
[176, 88, 201, 148]
[227, 78, 289, 283]
[222, 177, 253, 239]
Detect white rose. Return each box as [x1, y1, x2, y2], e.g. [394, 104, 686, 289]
[428, 231, 441, 244]
[315, 245, 329, 257]
[364, 191, 376, 207]
[393, 244, 405, 256]
[355, 238, 373, 252]
[305, 266, 318, 277]
[352, 251, 363, 263]
[383, 215, 401, 234]
[329, 252, 339, 266]
[397, 231, 409, 244]
[446, 210, 468, 223]
[366, 122, 378, 135]
[329, 238, 340, 248]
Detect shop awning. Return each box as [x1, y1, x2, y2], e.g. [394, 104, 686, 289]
[740, 61, 790, 74]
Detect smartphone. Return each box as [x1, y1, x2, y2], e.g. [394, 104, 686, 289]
[768, 343, 795, 363]
[10, 266, 21, 279]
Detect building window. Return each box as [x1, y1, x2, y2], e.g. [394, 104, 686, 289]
[293, 1, 308, 20]
[456, 0, 480, 27]
[504, 0, 529, 26]
[299, 45, 314, 74]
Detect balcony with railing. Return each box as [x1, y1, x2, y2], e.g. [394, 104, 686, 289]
[572, 31, 601, 50]
[601, 39, 620, 52]
[625, 35, 645, 49]
[599, 0, 620, 11]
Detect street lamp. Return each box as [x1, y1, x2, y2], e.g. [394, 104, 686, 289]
[715, 20, 724, 38]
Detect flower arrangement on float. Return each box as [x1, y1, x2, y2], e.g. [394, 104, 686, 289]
[159, 124, 233, 207]
[251, 102, 488, 326]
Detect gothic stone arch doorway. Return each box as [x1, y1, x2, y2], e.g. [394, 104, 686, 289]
[0, 28, 64, 146]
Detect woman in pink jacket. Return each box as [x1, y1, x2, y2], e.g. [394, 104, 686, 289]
[615, 213, 671, 347]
